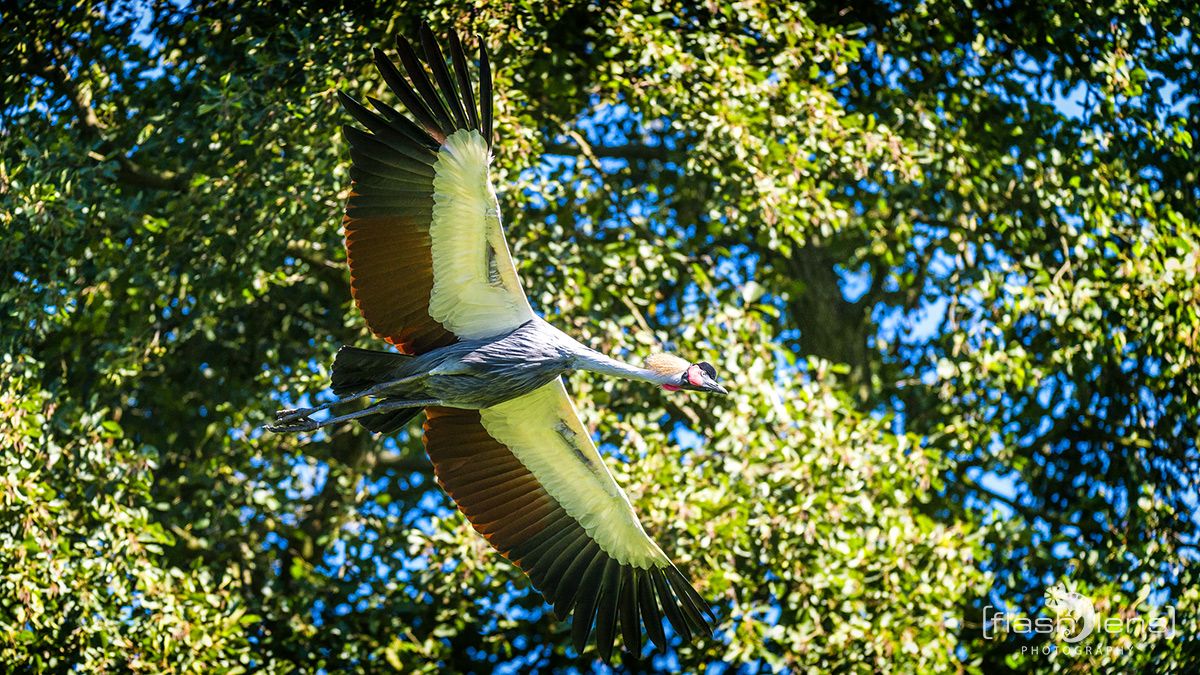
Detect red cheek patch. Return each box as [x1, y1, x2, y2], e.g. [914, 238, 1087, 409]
[662, 384, 681, 392]
[686, 365, 704, 386]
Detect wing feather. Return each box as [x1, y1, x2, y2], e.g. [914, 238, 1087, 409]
[619, 570, 643, 655]
[593, 560, 623, 661]
[448, 31, 480, 131]
[479, 40, 494, 149]
[364, 95, 440, 149]
[342, 123, 435, 165]
[394, 33, 456, 135]
[342, 28, 532, 353]
[427, 130, 534, 338]
[338, 91, 430, 152]
[420, 24, 469, 130]
[371, 47, 446, 143]
[422, 384, 713, 659]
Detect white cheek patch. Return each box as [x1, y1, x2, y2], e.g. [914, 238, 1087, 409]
[686, 365, 703, 386]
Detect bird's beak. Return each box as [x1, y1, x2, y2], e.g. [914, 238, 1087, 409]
[702, 374, 729, 396]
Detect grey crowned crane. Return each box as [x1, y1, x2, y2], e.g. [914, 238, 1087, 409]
[268, 25, 726, 660]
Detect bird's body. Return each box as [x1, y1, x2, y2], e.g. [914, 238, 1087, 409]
[336, 317, 615, 410]
[268, 25, 726, 661]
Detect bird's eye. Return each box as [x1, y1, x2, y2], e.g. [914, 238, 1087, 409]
[697, 362, 717, 378]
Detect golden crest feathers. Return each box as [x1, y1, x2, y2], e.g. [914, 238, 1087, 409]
[644, 353, 691, 376]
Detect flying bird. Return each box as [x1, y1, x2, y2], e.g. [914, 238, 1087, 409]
[268, 25, 725, 660]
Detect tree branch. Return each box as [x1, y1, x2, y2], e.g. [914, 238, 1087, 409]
[286, 243, 350, 298]
[954, 472, 1083, 532]
[782, 241, 875, 397]
[542, 141, 670, 161]
[32, 51, 191, 191]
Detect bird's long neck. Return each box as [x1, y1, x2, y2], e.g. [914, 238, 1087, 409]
[572, 349, 672, 385]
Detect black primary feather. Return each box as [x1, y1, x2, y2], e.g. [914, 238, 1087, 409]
[479, 38, 493, 148]
[372, 48, 446, 142]
[419, 24, 468, 129]
[394, 33, 455, 134]
[447, 31, 479, 130]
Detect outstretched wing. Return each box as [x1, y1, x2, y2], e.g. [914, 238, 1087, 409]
[423, 381, 714, 660]
[339, 26, 534, 354]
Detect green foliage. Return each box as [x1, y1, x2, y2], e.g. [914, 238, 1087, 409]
[2, 0, 1197, 672]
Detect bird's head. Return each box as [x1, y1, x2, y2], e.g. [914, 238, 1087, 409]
[644, 353, 728, 395]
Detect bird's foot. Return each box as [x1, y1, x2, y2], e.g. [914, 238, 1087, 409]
[265, 417, 320, 433]
[274, 407, 315, 423]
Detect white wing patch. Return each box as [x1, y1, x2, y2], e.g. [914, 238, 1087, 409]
[479, 380, 670, 569]
[429, 129, 535, 339]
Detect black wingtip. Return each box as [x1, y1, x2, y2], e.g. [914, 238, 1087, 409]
[447, 29, 480, 131]
[418, 23, 468, 130]
[417, 20, 436, 47]
[373, 43, 446, 142]
[372, 45, 398, 74]
[651, 569, 693, 643]
[593, 559, 622, 663]
[478, 36, 493, 149]
[619, 569, 643, 657]
[666, 564, 714, 637]
[394, 31, 455, 134]
[638, 568, 668, 651]
[570, 555, 608, 653]
[335, 90, 367, 125]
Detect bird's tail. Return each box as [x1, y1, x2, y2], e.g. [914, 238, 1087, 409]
[331, 346, 412, 395]
[331, 346, 423, 434]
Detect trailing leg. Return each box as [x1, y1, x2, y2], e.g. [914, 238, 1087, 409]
[273, 379, 399, 424]
[271, 344, 428, 426]
[266, 398, 442, 433]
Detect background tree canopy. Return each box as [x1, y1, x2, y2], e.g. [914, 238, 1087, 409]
[2, 0, 1197, 672]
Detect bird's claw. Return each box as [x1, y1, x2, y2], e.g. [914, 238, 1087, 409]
[265, 418, 319, 433]
[274, 407, 314, 423]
